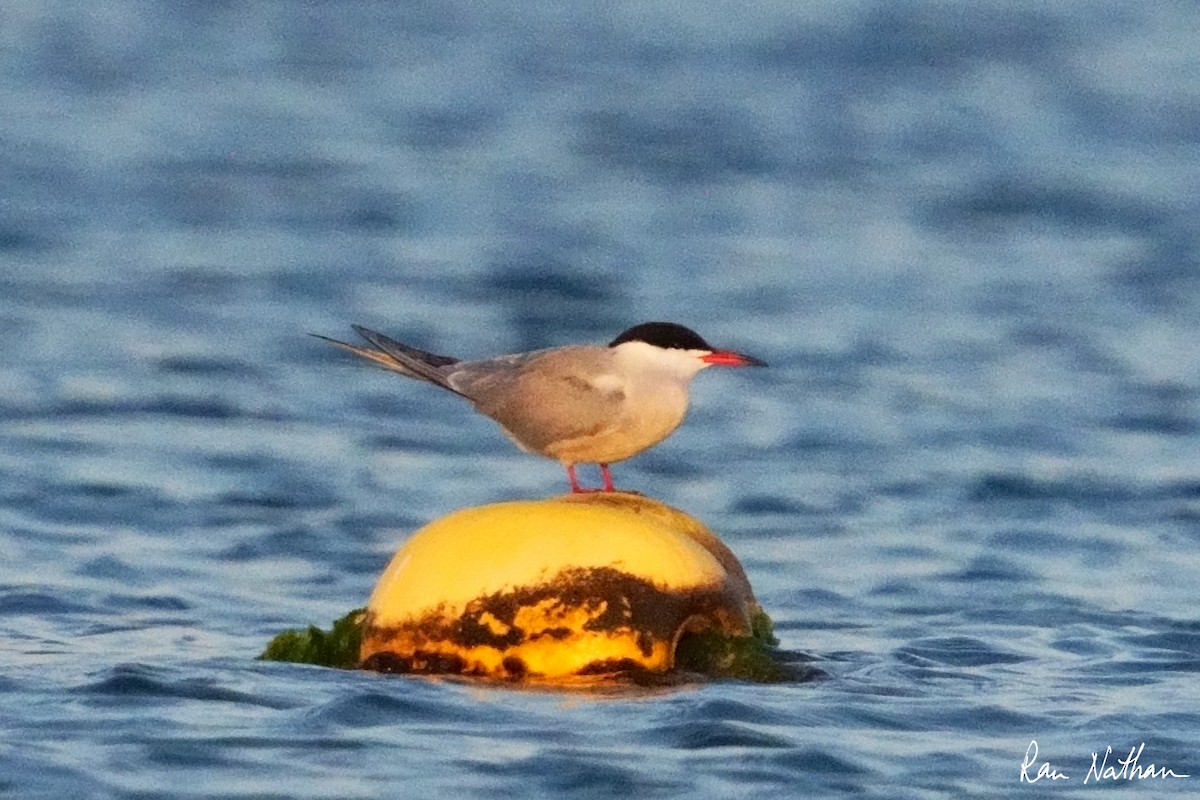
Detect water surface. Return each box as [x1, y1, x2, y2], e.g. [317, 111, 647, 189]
[3, 1, 1200, 797]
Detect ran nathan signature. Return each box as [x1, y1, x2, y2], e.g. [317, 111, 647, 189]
[1021, 740, 1190, 784]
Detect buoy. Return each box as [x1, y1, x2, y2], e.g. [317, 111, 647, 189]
[357, 493, 765, 682]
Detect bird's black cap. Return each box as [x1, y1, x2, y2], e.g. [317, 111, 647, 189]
[608, 322, 714, 351]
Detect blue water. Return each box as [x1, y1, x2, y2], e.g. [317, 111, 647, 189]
[3, 1, 1200, 797]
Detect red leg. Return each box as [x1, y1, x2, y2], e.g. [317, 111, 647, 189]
[566, 464, 584, 493]
[600, 463, 615, 492]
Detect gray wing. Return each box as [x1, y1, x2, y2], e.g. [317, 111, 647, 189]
[447, 347, 626, 455]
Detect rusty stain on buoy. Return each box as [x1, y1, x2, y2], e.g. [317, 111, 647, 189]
[358, 493, 762, 682]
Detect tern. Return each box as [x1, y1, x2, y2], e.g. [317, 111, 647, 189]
[314, 321, 766, 492]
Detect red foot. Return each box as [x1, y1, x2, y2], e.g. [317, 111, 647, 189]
[566, 463, 618, 493]
[567, 464, 584, 493]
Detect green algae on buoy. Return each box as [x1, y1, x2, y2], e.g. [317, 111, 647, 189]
[259, 493, 796, 683]
[259, 608, 365, 669]
[357, 493, 767, 682]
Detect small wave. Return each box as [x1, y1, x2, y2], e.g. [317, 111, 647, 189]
[72, 663, 295, 710]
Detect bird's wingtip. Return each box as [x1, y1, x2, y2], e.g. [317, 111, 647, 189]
[351, 323, 382, 339]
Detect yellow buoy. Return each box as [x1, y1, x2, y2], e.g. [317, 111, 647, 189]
[359, 492, 762, 682]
